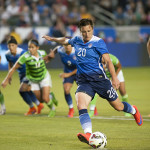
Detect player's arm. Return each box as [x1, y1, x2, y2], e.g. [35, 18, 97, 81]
[147, 37, 150, 58]
[102, 53, 120, 89]
[42, 36, 69, 45]
[43, 46, 59, 63]
[1, 62, 21, 88]
[0, 56, 1, 63]
[59, 69, 77, 78]
[114, 61, 122, 76]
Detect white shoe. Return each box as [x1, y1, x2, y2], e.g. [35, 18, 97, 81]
[0, 109, 6, 115]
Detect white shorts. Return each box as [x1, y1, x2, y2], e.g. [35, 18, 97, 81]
[117, 70, 125, 82]
[31, 71, 52, 91]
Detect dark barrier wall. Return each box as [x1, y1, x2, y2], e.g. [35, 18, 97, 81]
[0, 43, 149, 70]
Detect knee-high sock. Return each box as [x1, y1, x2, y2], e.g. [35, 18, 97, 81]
[65, 93, 73, 108]
[121, 94, 128, 102]
[79, 109, 92, 133]
[122, 102, 136, 114]
[19, 91, 34, 108]
[27, 91, 40, 106]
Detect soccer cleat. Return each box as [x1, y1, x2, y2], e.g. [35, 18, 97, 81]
[50, 92, 58, 106]
[24, 107, 36, 116]
[36, 103, 44, 114]
[77, 133, 91, 145]
[48, 110, 56, 117]
[132, 105, 143, 126]
[0, 109, 6, 115]
[68, 108, 74, 118]
[94, 107, 98, 116]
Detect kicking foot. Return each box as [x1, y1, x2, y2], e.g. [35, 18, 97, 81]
[94, 107, 98, 116]
[132, 105, 143, 126]
[77, 133, 91, 145]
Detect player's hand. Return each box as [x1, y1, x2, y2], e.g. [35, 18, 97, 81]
[112, 77, 120, 90]
[42, 35, 54, 41]
[1, 79, 8, 88]
[59, 73, 70, 78]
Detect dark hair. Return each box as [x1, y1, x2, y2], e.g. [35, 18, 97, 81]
[28, 39, 39, 46]
[7, 36, 17, 45]
[78, 18, 94, 29]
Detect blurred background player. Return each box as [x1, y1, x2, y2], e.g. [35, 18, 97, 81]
[0, 55, 6, 115]
[89, 53, 132, 117]
[4, 36, 43, 115]
[2, 39, 58, 117]
[46, 45, 76, 118]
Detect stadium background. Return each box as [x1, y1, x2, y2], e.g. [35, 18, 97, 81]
[0, 0, 150, 70]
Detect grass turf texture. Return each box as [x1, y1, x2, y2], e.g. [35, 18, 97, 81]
[0, 67, 150, 150]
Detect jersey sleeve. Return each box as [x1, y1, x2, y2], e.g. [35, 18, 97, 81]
[17, 53, 27, 65]
[110, 54, 119, 65]
[68, 36, 77, 47]
[96, 39, 109, 55]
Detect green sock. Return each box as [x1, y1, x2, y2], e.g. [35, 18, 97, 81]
[46, 100, 53, 109]
[121, 94, 128, 102]
[0, 91, 4, 105]
[90, 94, 98, 106]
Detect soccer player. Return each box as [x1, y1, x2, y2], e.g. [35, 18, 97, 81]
[42, 18, 143, 146]
[0, 55, 6, 115]
[147, 37, 150, 58]
[1, 39, 57, 117]
[3, 36, 44, 115]
[46, 45, 76, 118]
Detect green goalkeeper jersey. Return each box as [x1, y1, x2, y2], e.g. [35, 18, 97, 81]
[105, 54, 119, 78]
[18, 50, 47, 82]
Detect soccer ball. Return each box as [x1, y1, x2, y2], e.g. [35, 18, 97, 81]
[89, 132, 107, 149]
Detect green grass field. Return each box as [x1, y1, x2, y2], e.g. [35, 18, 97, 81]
[0, 67, 150, 150]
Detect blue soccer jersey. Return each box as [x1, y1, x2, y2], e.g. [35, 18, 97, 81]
[57, 46, 77, 73]
[5, 47, 26, 76]
[68, 35, 109, 81]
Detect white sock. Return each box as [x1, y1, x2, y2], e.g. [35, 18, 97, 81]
[1, 104, 6, 110]
[84, 127, 92, 134]
[90, 105, 95, 111]
[69, 104, 73, 109]
[131, 106, 136, 115]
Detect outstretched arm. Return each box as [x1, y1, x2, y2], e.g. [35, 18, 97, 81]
[43, 46, 60, 63]
[102, 53, 120, 89]
[114, 61, 122, 76]
[59, 69, 77, 78]
[147, 37, 150, 58]
[1, 62, 20, 88]
[42, 36, 70, 45]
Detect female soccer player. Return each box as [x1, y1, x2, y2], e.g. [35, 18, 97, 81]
[4, 36, 43, 115]
[42, 18, 143, 146]
[1, 39, 57, 117]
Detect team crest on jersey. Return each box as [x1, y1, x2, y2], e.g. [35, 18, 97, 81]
[73, 56, 76, 60]
[88, 43, 92, 48]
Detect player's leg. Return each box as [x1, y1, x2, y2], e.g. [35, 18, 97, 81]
[63, 82, 74, 117]
[117, 70, 131, 116]
[0, 90, 6, 115]
[76, 92, 92, 144]
[76, 83, 95, 145]
[89, 94, 98, 117]
[19, 82, 37, 115]
[109, 96, 143, 126]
